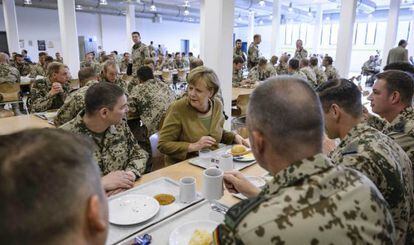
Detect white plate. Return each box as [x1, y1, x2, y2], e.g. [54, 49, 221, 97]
[109, 194, 160, 225]
[169, 220, 218, 245]
[233, 152, 255, 162]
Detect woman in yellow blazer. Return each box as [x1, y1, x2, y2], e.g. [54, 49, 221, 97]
[158, 66, 249, 165]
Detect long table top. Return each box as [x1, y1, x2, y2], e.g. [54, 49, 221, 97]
[232, 87, 255, 101]
[0, 115, 54, 135]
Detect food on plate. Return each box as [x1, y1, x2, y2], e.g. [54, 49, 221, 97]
[189, 229, 212, 245]
[231, 144, 247, 155]
[154, 193, 175, 205]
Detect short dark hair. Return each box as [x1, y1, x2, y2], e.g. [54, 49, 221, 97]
[398, 39, 407, 46]
[233, 56, 244, 65]
[137, 66, 154, 82]
[14, 53, 23, 59]
[21, 49, 28, 54]
[112, 50, 118, 55]
[324, 56, 333, 65]
[123, 52, 130, 57]
[235, 39, 242, 43]
[131, 31, 140, 36]
[384, 62, 414, 75]
[189, 52, 193, 56]
[289, 58, 300, 70]
[0, 129, 103, 244]
[376, 70, 414, 105]
[190, 58, 204, 70]
[258, 57, 267, 66]
[309, 57, 319, 66]
[85, 82, 125, 114]
[300, 58, 309, 67]
[248, 76, 323, 158]
[38, 52, 47, 57]
[45, 56, 54, 63]
[78, 67, 97, 85]
[253, 34, 261, 40]
[316, 79, 362, 118]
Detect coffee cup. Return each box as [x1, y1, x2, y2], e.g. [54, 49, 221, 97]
[179, 177, 196, 203]
[202, 168, 224, 201]
[219, 153, 233, 172]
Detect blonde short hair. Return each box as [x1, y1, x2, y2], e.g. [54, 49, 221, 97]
[187, 66, 220, 96]
[47, 62, 65, 78]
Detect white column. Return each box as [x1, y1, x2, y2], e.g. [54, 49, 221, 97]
[312, 5, 323, 55]
[407, 9, 414, 59]
[334, 0, 357, 78]
[126, 4, 136, 51]
[2, 0, 20, 54]
[270, 0, 281, 55]
[200, 0, 234, 129]
[57, 0, 80, 79]
[382, 0, 401, 66]
[247, 11, 255, 45]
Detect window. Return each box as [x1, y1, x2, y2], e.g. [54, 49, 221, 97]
[365, 22, 377, 45]
[330, 23, 339, 45]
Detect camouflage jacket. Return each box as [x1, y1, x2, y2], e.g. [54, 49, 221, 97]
[0, 64, 20, 84]
[119, 59, 130, 73]
[213, 153, 395, 244]
[173, 59, 184, 69]
[131, 42, 150, 74]
[367, 106, 414, 164]
[11, 61, 31, 77]
[100, 75, 128, 93]
[29, 63, 46, 78]
[330, 122, 414, 244]
[275, 63, 288, 75]
[248, 66, 271, 82]
[54, 80, 99, 126]
[128, 79, 176, 135]
[294, 48, 308, 60]
[266, 64, 277, 77]
[300, 66, 317, 87]
[29, 78, 71, 112]
[312, 65, 327, 85]
[60, 110, 149, 177]
[247, 43, 260, 69]
[155, 60, 167, 71]
[290, 70, 308, 83]
[233, 47, 246, 62]
[232, 68, 243, 87]
[324, 65, 340, 80]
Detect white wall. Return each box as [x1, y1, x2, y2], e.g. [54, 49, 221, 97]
[0, 5, 200, 62]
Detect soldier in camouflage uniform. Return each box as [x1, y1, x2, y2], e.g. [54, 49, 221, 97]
[60, 82, 149, 187]
[323, 56, 340, 80]
[29, 52, 48, 78]
[317, 79, 414, 245]
[275, 54, 289, 75]
[29, 62, 71, 112]
[293, 39, 308, 60]
[128, 66, 175, 136]
[300, 58, 317, 87]
[266, 55, 278, 76]
[99, 60, 128, 92]
[213, 77, 395, 244]
[0, 53, 20, 84]
[54, 67, 99, 126]
[173, 53, 184, 69]
[155, 54, 167, 71]
[12, 54, 31, 77]
[288, 58, 308, 83]
[80, 52, 100, 74]
[247, 34, 261, 70]
[119, 52, 131, 73]
[248, 57, 271, 82]
[233, 39, 246, 63]
[232, 56, 245, 87]
[310, 56, 327, 86]
[131, 31, 150, 76]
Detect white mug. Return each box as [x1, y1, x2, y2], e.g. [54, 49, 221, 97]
[179, 177, 196, 203]
[219, 153, 233, 172]
[202, 168, 224, 201]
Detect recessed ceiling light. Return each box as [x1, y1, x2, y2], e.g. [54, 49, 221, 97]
[23, 0, 32, 5]
[259, 0, 265, 7]
[75, 4, 83, 10]
[259, 20, 264, 25]
[150, 1, 157, 12]
[99, 0, 108, 6]
[184, 7, 189, 16]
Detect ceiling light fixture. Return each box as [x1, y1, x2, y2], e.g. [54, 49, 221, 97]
[99, 0, 108, 6]
[150, 0, 157, 12]
[23, 0, 32, 5]
[259, 0, 265, 7]
[184, 0, 190, 7]
[75, 4, 83, 10]
[308, 7, 312, 16]
[184, 7, 189, 16]
[288, 2, 293, 12]
[325, 16, 330, 21]
[259, 20, 264, 25]
[238, 14, 242, 21]
[269, 15, 273, 20]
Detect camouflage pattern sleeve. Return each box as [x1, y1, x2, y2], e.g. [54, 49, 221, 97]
[365, 114, 386, 131]
[54, 91, 83, 126]
[124, 123, 149, 177]
[30, 81, 53, 112]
